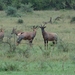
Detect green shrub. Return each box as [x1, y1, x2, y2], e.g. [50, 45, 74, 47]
[5, 6, 17, 16]
[70, 55, 75, 64]
[57, 39, 69, 52]
[70, 17, 75, 23]
[0, 2, 4, 10]
[0, 62, 19, 71]
[18, 19, 23, 24]
[20, 3, 33, 12]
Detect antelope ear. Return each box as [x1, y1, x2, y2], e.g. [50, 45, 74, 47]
[43, 25, 46, 28]
[36, 25, 39, 29]
[33, 26, 35, 28]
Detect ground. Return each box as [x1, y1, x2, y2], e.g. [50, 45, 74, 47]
[0, 10, 75, 75]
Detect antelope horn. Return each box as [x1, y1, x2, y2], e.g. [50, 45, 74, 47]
[36, 25, 39, 28]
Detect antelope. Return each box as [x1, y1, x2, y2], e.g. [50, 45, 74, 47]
[16, 26, 37, 45]
[11, 27, 24, 36]
[43, 17, 52, 25]
[39, 25, 58, 49]
[0, 28, 4, 41]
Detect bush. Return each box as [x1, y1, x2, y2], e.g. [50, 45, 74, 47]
[0, 62, 19, 71]
[20, 3, 33, 12]
[18, 19, 23, 24]
[0, 2, 3, 10]
[70, 55, 75, 64]
[57, 39, 69, 52]
[5, 6, 17, 16]
[70, 17, 75, 23]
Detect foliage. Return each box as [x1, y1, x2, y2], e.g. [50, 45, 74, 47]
[0, 1, 4, 10]
[1, 0, 75, 10]
[70, 17, 75, 23]
[70, 55, 75, 64]
[57, 39, 69, 52]
[18, 19, 24, 24]
[0, 62, 19, 71]
[12, 0, 22, 9]
[5, 6, 17, 16]
[20, 3, 33, 12]
[0, 10, 75, 75]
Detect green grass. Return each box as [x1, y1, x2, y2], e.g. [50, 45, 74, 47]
[0, 10, 75, 75]
[0, 61, 75, 75]
[0, 59, 75, 75]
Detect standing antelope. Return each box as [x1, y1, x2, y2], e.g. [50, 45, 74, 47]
[43, 17, 52, 25]
[11, 28, 24, 36]
[16, 26, 37, 45]
[39, 25, 58, 49]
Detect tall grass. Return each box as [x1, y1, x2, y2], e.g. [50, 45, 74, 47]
[0, 10, 75, 74]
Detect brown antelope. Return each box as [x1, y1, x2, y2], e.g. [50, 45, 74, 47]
[0, 28, 4, 41]
[16, 26, 37, 45]
[11, 27, 24, 36]
[39, 25, 58, 49]
[43, 17, 52, 25]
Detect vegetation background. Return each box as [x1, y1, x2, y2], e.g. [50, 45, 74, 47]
[0, 0, 75, 10]
[0, 0, 75, 75]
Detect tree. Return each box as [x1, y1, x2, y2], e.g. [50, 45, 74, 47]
[12, 0, 22, 9]
[0, 0, 75, 10]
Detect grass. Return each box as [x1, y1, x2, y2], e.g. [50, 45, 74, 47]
[0, 10, 75, 75]
[0, 60, 75, 75]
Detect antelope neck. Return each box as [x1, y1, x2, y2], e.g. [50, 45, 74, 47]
[14, 30, 20, 35]
[41, 29, 45, 33]
[41, 29, 46, 37]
